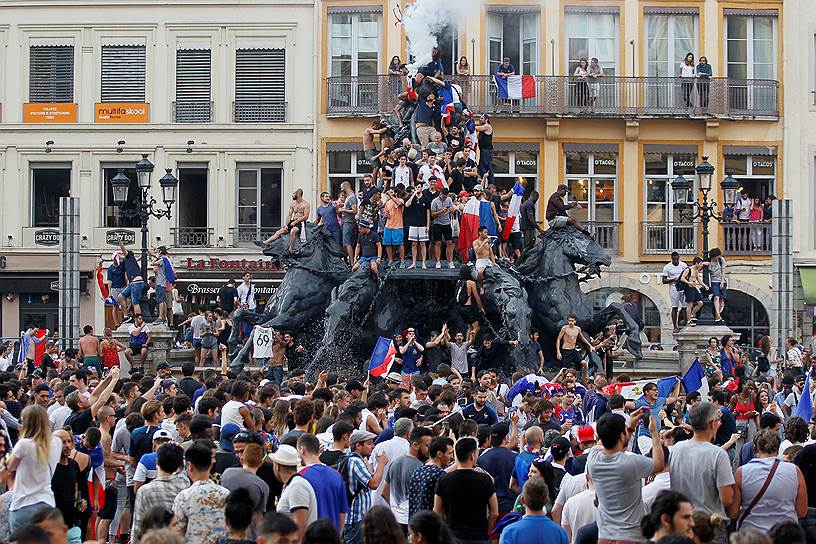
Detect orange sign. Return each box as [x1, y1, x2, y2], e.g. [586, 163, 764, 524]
[23, 103, 78, 123]
[95, 103, 149, 123]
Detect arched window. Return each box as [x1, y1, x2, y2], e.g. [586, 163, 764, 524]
[587, 288, 661, 344]
[722, 291, 769, 348]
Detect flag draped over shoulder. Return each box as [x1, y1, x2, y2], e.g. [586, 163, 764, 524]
[501, 181, 525, 240]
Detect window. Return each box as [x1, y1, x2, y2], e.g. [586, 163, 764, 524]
[175, 167, 210, 246]
[565, 150, 617, 224]
[327, 151, 368, 197]
[234, 48, 286, 122]
[722, 154, 776, 199]
[644, 11, 698, 108]
[31, 166, 70, 226]
[725, 11, 777, 110]
[491, 150, 538, 194]
[486, 9, 539, 76]
[237, 166, 283, 238]
[101, 44, 146, 102]
[103, 167, 139, 228]
[406, 23, 459, 75]
[175, 47, 211, 122]
[722, 291, 769, 347]
[328, 10, 381, 109]
[29, 45, 74, 102]
[565, 7, 619, 75]
[643, 151, 697, 254]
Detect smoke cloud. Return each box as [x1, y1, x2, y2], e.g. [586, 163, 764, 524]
[402, 0, 470, 75]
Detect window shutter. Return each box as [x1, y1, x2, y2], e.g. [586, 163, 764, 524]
[175, 49, 212, 122]
[234, 48, 286, 122]
[29, 46, 74, 102]
[101, 45, 146, 102]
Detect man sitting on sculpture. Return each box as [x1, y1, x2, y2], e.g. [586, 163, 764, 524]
[545, 183, 588, 233]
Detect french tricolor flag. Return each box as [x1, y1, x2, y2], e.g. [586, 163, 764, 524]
[495, 75, 536, 100]
[502, 181, 526, 240]
[368, 336, 397, 377]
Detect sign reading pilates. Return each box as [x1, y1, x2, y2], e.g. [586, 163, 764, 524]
[95, 103, 149, 123]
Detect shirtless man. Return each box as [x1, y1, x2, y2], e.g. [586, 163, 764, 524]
[263, 189, 311, 251]
[78, 325, 101, 376]
[472, 226, 495, 294]
[266, 329, 287, 385]
[556, 314, 594, 372]
[363, 120, 389, 179]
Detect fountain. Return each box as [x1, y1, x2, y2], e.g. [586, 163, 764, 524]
[229, 223, 643, 378]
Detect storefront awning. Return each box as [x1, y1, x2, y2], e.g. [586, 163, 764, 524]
[0, 273, 91, 294]
[801, 268, 816, 305]
[174, 277, 283, 298]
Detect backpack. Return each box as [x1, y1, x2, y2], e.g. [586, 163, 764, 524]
[456, 280, 469, 304]
[757, 354, 770, 373]
[335, 452, 366, 507]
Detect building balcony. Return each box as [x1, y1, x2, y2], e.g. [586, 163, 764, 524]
[641, 222, 697, 255]
[326, 75, 778, 119]
[585, 221, 621, 254]
[721, 221, 772, 256]
[233, 101, 287, 123]
[229, 226, 277, 247]
[172, 101, 213, 123]
[171, 227, 213, 248]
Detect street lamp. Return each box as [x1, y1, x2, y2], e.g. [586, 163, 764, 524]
[676, 156, 734, 326]
[110, 154, 178, 293]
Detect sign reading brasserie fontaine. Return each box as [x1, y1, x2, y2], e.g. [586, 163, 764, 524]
[183, 258, 280, 271]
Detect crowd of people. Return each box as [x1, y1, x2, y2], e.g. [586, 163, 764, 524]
[1, 322, 816, 544]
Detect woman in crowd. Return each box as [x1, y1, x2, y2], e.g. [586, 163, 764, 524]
[756, 387, 783, 420]
[200, 310, 220, 367]
[733, 381, 758, 453]
[755, 335, 781, 379]
[641, 490, 695, 542]
[5, 405, 62, 533]
[691, 510, 722, 544]
[408, 510, 453, 544]
[720, 335, 740, 378]
[361, 505, 407, 544]
[704, 337, 722, 379]
[729, 429, 807, 531]
[100, 328, 125, 370]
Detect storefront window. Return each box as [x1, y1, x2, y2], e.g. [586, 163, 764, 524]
[327, 150, 368, 197]
[104, 166, 139, 228]
[565, 150, 617, 224]
[723, 155, 776, 200]
[491, 150, 538, 194]
[31, 166, 70, 226]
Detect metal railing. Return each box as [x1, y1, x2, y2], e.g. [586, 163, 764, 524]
[172, 101, 213, 123]
[229, 226, 278, 247]
[641, 222, 697, 255]
[721, 221, 772, 256]
[171, 227, 213, 248]
[233, 101, 287, 123]
[326, 75, 778, 118]
[585, 221, 621, 254]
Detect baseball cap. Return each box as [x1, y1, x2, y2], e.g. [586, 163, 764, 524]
[219, 423, 241, 451]
[385, 372, 403, 384]
[490, 422, 510, 447]
[359, 219, 372, 228]
[473, 184, 483, 192]
[459, 191, 469, 198]
[577, 426, 596, 444]
[31, 368, 44, 378]
[156, 362, 171, 370]
[550, 437, 571, 459]
[349, 430, 376, 448]
[161, 379, 175, 390]
[153, 429, 173, 441]
[271, 445, 301, 467]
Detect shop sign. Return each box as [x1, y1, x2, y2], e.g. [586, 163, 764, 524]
[34, 229, 60, 246]
[184, 258, 280, 271]
[184, 282, 281, 296]
[673, 160, 695, 168]
[105, 229, 136, 246]
[23, 103, 78, 123]
[95, 103, 149, 123]
[594, 159, 615, 166]
[516, 160, 537, 166]
[50, 280, 59, 292]
[752, 161, 774, 169]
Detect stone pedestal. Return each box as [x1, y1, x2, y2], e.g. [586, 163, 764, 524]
[113, 322, 178, 375]
[675, 324, 734, 375]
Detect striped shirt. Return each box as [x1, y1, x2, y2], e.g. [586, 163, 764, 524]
[345, 453, 373, 525]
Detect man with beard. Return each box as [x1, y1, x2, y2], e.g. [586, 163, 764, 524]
[381, 427, 433, 532]
[263, 188, 311, 252]
[462, 386, 499, 426]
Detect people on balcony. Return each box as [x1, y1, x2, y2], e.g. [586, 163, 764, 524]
[588, 58, 604, 110]
[696, 56, 712, 108]
[388, 55, 404, 96]
[749, 197, 764, 251]
[573, 58, 590, 108]
[455, 56, 470, 77]
[679, 53, 696, 108]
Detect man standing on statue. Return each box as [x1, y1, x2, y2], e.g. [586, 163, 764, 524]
[545, 184, 587, 233]
[262, 188, 311, 252]
[472, 226, 495, 295]
[117, 237, 145, 324]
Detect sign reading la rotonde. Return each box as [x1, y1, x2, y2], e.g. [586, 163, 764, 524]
[183, 257, 280, 271]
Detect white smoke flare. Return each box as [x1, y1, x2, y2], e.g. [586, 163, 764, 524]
[402, 0, 470, 76]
